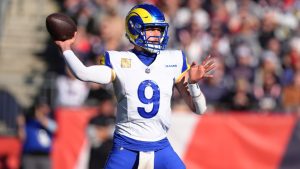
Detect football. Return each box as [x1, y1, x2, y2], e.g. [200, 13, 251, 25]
[46, 13, 77, 41]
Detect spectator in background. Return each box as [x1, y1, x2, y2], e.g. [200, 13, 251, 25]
[255, 50, 281, 86]
[221, 78, 257, 111]
[282, 71, 300, 114]
[254, 71, 281, 112]
[254, 51, 282, 112]
[262, 50, 281, 74]
[0, 89, 24, 137]
[98, 14, 126, 51]
[200, 58, 230, 111]
[207, 0, 230, 25]
[230, 8, 260, 64]
[55, 66, 90, 107]
[174, 0, 210, 30]
[208, 20, 233, 68]
[87, 90, 115, 169]
[0, 89, 24, 169]
[266, 38, 282, 63]
[281, 37, 300, 86]
[258, 11, 277, 50]
[89, 13, 128, 62]
[22, 99, 56, 169]
[230, 44, 255, 83]
[178, 18, 210, 63]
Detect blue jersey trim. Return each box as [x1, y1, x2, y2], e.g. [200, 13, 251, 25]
[181, 51, 188, 73]
[104, 52, 113, 68]
[131, 49, 157, 66]
[113, 133, 170, 151]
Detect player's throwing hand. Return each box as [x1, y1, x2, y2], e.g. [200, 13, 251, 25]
[55, 32, 77, 52]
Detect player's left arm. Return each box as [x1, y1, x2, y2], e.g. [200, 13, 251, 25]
[175, 55, 215, 115]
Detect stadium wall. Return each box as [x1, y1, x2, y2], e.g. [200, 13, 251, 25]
[50, 108, 300, 169]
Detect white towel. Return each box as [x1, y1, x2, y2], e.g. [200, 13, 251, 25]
[138, 151, 155, 169]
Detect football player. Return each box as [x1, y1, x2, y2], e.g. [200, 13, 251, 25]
[55, 3, 215, 169]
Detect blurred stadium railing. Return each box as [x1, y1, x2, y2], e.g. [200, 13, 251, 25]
[0, 0, 9, 41]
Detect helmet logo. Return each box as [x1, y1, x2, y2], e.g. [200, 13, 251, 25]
[135, 23, 141, 29]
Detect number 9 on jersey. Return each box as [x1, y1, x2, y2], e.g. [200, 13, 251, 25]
[137, 80, 160, 118]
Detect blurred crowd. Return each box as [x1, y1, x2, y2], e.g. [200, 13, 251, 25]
[49, 0, 300, 114]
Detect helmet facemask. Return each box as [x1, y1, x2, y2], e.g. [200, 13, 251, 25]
[127, 23, 169, 54]
[139, 24, 169, 54]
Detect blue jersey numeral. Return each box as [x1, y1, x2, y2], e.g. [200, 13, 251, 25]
[137, 80, 160, 118]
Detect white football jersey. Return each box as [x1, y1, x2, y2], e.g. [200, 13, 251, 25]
[102, 50, 189, 142]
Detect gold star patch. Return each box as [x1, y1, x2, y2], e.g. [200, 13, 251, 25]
[121, 58, 131, 68]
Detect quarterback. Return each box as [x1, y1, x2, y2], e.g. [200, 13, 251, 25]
[55, 3, 215, 169]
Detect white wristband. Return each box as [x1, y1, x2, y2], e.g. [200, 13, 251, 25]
[187, 83, 201, 98]
[187, 83, 207, 114]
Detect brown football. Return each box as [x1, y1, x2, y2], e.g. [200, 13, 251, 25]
[46, 13, 77, 41]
